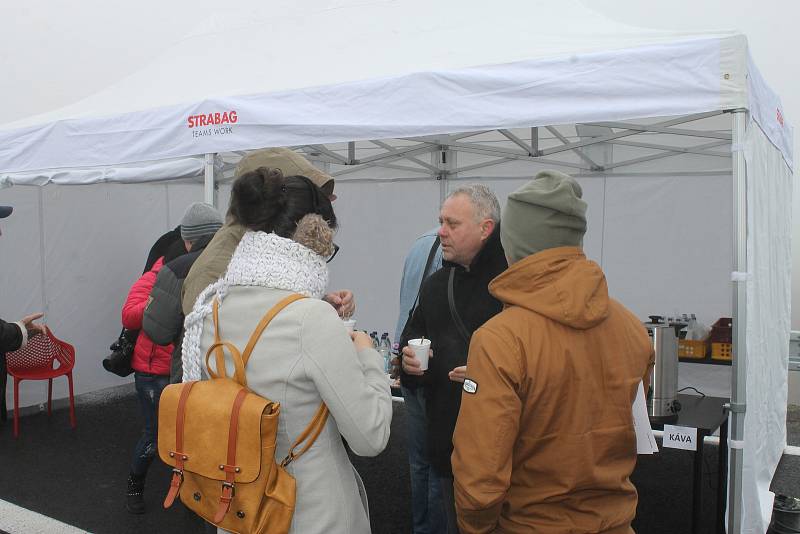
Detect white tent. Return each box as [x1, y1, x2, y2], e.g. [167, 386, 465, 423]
[0, 1, 793, 532]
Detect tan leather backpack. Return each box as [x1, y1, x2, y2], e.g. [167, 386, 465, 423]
[158, 294, 329, 534]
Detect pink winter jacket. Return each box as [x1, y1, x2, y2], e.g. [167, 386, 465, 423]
[121, 258, 173, 376]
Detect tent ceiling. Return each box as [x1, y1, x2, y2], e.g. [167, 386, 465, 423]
[209, 112, 733, 183]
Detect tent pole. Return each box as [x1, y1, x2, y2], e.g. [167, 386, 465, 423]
[437, 145, 455, 204]
[37, 187, 48, 321]
[204, 153, 216, 207]
[727, 108, 748, 534]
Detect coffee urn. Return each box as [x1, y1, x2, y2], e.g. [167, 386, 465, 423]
[644, 316, 681, 423]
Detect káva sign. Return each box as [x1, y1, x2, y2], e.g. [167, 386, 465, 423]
[662, 424, 698, 451]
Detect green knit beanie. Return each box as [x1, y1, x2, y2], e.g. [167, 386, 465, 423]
[500, 170, 587, 263]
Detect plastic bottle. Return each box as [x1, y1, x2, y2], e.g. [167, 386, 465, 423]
[391, 342, 401, 378]
[370, 331, 379, 349]
[379, 333, 391, 373]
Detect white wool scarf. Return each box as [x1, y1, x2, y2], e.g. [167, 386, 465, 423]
[182, 231, 328, 382]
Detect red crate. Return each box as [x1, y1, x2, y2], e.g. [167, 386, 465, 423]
[709, 317, 732, 344]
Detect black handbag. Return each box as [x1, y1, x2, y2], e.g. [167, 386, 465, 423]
[102, 328, 138, 377]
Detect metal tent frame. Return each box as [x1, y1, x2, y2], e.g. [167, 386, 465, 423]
[198, 108, 748, 531]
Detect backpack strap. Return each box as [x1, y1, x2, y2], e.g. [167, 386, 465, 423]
[241, 293, 307, 366]
[206, 293, 306, 386]
[214, 387, 249, 523]
[163, 380, 197, 508]
[280, 402, 330, 468]
[447, 267, 471, 345]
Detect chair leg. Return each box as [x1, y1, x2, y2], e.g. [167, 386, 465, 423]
[47, 378, 53, 416]
[67, 373, 76, 429]
[13, 378, 20, 438]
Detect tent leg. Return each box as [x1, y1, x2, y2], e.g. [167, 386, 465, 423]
[727, 108, 748, 534]
[204, 153, 216, 207]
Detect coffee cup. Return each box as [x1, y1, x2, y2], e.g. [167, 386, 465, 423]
[342, 318, 357, 332]
[408, 338, 432, 371]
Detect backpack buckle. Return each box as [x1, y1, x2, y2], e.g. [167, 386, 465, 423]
[213, 481, 237, 523]
[163, 468, 185, 509]
[280, 452, 295, 468]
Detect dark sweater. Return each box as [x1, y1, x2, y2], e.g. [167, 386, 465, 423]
[400, 225, 507, 475]
[143, 234, 212, 382]
[0, 319, 22, 353]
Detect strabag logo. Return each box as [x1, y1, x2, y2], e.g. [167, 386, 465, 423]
[187, 111, 238, 138]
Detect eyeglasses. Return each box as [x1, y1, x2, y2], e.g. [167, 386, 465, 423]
[326, 243, 340, 263]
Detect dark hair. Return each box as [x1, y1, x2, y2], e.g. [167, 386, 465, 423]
[228, 167, 337, 237]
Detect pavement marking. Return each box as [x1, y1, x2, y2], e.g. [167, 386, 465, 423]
[785, 445, 800, 456]
[0, 499, 89, 534]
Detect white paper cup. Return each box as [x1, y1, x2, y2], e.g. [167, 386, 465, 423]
[342, 318, 356, 332]
[408, 338, 432, 371]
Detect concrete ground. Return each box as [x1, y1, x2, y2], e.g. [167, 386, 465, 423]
[0, 385, 798, 534]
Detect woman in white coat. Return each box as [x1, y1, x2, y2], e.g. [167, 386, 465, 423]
[181, 168, 392, 534]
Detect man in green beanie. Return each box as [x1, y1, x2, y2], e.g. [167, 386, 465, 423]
[451, 170, 654, 534]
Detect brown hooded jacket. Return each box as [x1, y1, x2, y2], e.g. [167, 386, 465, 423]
[452, 247, 654, 534]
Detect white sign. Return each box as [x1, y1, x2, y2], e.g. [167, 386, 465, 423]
[663, 424, 698, 451]
[633, 382, 659, 454]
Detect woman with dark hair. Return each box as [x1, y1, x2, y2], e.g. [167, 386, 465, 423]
[182, 169, 392, 534]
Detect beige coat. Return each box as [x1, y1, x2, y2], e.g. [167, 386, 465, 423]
[452, 247, 653, 534]
[182, 223, 246, 315]
[201, 286, 392, 534]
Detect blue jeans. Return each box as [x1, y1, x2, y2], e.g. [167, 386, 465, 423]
[434, 471, 460, 534]
[402, 385, 445, 534]
[130, 372, 169, 476]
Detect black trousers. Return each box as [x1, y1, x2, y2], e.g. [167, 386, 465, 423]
[0, 352, 7, 422]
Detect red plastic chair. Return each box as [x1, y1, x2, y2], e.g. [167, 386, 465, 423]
[5, 327, 76, 438]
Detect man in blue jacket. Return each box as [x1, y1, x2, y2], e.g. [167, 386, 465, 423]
[395, 228, 443, 534]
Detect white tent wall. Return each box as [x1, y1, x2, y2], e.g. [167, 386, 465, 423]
[1, 156, 736, 410]
[0, 182, 207, 408]
[741, 119, 792, 533]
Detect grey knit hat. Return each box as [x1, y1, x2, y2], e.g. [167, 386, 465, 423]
[180, 202, 223, 242]
[500, 170, 587, 264]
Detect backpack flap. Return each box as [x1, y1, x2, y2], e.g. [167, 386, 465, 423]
[158, 378, 279, 484]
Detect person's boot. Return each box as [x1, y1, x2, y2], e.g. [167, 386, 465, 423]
[126, 473, 146, 514]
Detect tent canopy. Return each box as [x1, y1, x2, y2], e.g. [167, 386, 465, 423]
[0, 0, 791, 183]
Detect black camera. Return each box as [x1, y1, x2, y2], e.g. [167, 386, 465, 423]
[102, 329, 139, 377]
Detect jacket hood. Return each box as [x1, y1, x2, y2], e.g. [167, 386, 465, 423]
[489, 247, 609, 329]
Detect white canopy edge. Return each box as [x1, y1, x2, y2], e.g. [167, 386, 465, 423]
[0, 156, 206, 189]
[4, 32, 793, 184]
[747, 54, 794, 169]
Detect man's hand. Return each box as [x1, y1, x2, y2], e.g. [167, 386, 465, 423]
[21, 313, 45, 337]
[402, 345, 433, 376]
[323, 290, 355, 318]
[448, 365, 467, 383]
